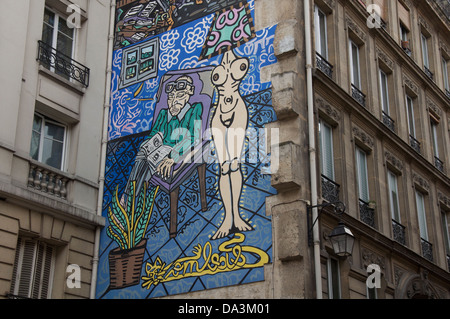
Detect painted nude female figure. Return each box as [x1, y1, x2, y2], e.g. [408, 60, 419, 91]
[210, 50, 253, 240]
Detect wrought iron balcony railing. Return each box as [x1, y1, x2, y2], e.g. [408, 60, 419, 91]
[321, 174, 340, 203]
[392, 219, 406, 246]
[421, 238, 433, 262]
[316, 52, 333, 79]
[382, 111, 395, 132]
[351, 84, 366, 107]
[424, 66, 434, 81]
[359, 199, 375, 228]
[37, 40, 90, 87]
[409, 135, 421, 154]
[445, 89, 450, 99]
[434, 156, 444, 173]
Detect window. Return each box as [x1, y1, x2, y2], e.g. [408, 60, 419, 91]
[421, 32, 434, 80]
[315, 5, 328, 59]
[421, 33, 430, 69]
[430, 119, 439, 159]
[379, 69, 390, 114]
[41, 8, 75, 80]
[442, 57, 449, 93]
[406, 95, 417, 139]
[119, 38, 159, 89]
[398, 1, 411, 49]
[349, 40, 361, 89]
[10, 238, 55, 299]
[441, 211, 450, 259]
[30, 113, 67, 170]
[388, 170, 401, 222]
[415, 190, 428, 241]
[327, 258, 341, 299]
[367, 285, 378, 299]
[356, 146, 369, 203]
[319, 120, 335, 180]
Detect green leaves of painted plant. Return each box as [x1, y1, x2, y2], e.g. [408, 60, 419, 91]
[107, 182, 159, 250]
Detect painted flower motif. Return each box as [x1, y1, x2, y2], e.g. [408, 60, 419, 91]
[181, 22, 208, 54]
[160, 29, 180, 50]
[159, 48, 180, 71]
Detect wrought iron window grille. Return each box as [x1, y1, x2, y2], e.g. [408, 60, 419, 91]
[351, 84, 366, 107]
[421, 238, 433, 262]
[37, 40, 90, 87]
[359, 199, 375, 228]
[316, 52, 334, 79]
[392, 219, 406, 246]
[434, 156, 444, 173]
[409, 135, 421, 154]
[424, 66, 434, 81]
[382, 111, 395, 132]
[321, 174, 340, 204]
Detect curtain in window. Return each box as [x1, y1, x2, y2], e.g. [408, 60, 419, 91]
[319, 121, 335, 180]
[415, 191, 428, 240]
[388, 171, 400, 222]
[356, 147, 369, 202]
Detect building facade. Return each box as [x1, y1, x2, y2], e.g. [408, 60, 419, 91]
[0, 0, 449, 300]
[0, 0, 109, 298]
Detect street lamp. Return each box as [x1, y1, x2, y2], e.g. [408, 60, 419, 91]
[307, 201, 355, 257]
[328, 222, 355, 257]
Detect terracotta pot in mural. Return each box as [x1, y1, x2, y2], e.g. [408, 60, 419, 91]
[108, 239, 147, 289]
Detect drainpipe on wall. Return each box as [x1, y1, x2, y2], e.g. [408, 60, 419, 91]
[90, 0, 116, 299]
[304, 0, 322, 299]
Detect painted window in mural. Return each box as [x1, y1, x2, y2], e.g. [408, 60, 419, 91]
[96, 0, 278, 298]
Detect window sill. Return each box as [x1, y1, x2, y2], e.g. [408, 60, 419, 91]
[38, 65, 86, 96]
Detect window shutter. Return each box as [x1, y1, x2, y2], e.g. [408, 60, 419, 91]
[10, 238, 55, 299]
[17, 240, 37, 298]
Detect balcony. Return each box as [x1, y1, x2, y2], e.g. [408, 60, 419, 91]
[359, 199, 375, 228]
[28, 162, 70, 200]
[382, 111, 395, 132]
[424, 66, 434, 81]
[421, 238, 433, 262]
[434, 156, 444, 173]
[445, 89, 450, 99]
[37, 40, 90, 87]
[392, 219, 406, 246]
[316, 52, 333, 79]
[351, 84, 366, 107]
[321, 174, 340, 203]
[409, 135, 421, 154]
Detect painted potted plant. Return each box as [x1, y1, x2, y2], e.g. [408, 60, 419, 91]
[106, 181, 158, 289]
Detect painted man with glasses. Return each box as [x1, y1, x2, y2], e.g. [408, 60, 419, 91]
[122, 75, 203, 202]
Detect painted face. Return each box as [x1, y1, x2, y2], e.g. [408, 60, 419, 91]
[166, 77, 194, 117]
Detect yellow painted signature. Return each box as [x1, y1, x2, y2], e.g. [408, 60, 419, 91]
[141, 233, 269, 289]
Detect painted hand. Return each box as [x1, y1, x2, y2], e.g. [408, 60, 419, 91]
[157, 158, 175, 180]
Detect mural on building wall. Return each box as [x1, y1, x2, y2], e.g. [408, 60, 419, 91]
[96, 0, 278, 298]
